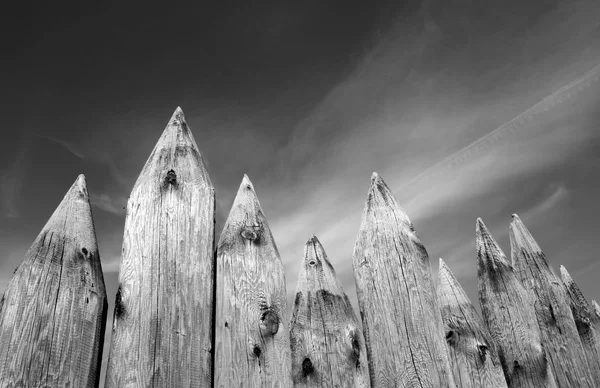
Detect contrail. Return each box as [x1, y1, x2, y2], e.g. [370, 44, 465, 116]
[400, 61, 600, 191]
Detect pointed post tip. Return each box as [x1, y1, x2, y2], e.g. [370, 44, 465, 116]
[560, 265, 573, 282]
[70, 174, 89, 200]
[307, 234, 319, 244]
[241, 174, 253, 187]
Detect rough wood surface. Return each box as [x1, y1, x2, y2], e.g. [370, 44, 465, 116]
[560, 265, 600, 385]
[289, 235, 370, 388]
[476, 218, 556, 388]
[509, 214, 594, 387]
[437, 258, 507, 388]
[0, 175, 108, 388]
[104, 107, 215, 388]
[352, 173, 455, 388]
[594, 301, 600, 319]
[214, 175, 292, 388]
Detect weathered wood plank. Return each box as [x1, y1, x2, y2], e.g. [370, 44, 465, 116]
[437, 258, 507, 388]
[476, 218, 556, 388]
[214, 174, 292, 388]
[352, 173, 455, 388]
[560, 265, 600, 384]
[594, 301, 600, 319]
[289, 235, 370, 388]
[509, 214, 594, 387]
[0, 175, 108, 388]
[104, 107, 215, 388]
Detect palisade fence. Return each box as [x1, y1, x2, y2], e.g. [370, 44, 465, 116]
[0, 108, 598, 388]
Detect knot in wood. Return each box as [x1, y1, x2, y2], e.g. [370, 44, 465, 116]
[259, 309, 279, 336]
[241, 226, 261, 242]
[302, 358, 313, 377]
[253, 344, 261, 358]
[165, 169, 177, 185]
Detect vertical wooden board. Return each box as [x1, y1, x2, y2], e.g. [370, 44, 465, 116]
[510, 214, 594, 387]
[560, 265, 600, 384]
[289, 235, 370, 388]
[214, 175, 292, 388]
[437, 258, 507, 388]
[476, 218, 557, 388]
[352, 173, 455, 388]
[0, 175, 108, 388]
[104, 107, 215, 388]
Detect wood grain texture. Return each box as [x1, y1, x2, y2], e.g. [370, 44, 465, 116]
[437, 258, 507, 388]
[476, 218, 557, 388]
[352, 173, 455, 388]
[0, 175, 108, 388]
[509, 214, 594, 388]
[289, 235, 370, 388]
[104, 107, 215, 388]
[594, 301, 600, 320]
[215, 175, 292, 388]
[560, 265, 600, 385]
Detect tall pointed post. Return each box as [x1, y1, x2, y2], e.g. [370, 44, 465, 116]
[437, 258, 507, 388]
[0, 175, 108, 387]
[289, 235, 370, 387]
[476, 218, 556, 388]
[105, 108, 215, 387]
[214, 175, 292, 387]
[352, 173, 455, 387]
[510, 214, 594, 387]
[560, 266, 600, 384]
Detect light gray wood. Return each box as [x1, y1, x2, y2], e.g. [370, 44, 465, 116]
[0, 175, 108, 388]
[476, 218, 556, 388]
[594, 301, 600, 320]
[352, 173, 455, 388]
[437, 258, 507, 388]
[104, 107, 215, 388]
[289, 235, 370, 388]
[214, 174, 292, 388]
[560, 265, 600, 385]
[509, 214, 594, 387]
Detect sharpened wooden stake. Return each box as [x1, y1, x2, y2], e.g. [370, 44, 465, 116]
[560, 265, 600, 384]
[352, 173, 455, 388]
[215, 174, 292, 388]
[437, 258, 507, 388]
[0, 175, 108, 388]
[476, 218, 557, 388]
[104, 107, 215, 388]
[510, 214, 594, 388]
[290, 235, 370, 387]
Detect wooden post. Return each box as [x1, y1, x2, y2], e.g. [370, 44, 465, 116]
[509, 214, 594, 387]
[352, 173, 455, 388]
[214, 174, 292, 388]
[289, 235, 370, 387]
[560, 265, 600, 384]
[594, 301, 600, 319]
[0, 175, 108, 388]
[437, 258, 507, 388]
[476, 218, 556, 388]
[104, 108, 215, 387]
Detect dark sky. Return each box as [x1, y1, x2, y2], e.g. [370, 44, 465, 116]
[2, 0, 600, 386]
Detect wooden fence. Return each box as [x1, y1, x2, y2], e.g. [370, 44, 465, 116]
[0, 108, 598, 388]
